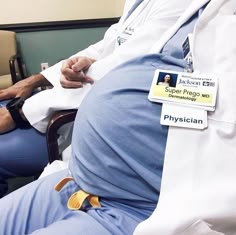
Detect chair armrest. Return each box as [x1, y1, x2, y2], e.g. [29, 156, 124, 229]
[46, 109, 77, 163]
[9, 54, 25, 84]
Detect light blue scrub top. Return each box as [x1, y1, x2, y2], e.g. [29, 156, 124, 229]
[69, 10, 200, 221]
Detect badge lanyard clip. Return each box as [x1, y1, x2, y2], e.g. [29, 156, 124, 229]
[182, 34, 194, 73]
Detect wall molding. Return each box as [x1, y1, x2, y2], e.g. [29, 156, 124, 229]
[0, 18, 119, 32]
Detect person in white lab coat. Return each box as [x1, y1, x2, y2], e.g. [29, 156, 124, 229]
[0, 0, 191, 198]
[1, 0, 236, 234]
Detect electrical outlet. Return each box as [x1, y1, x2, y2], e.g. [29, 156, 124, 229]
[41, 62, 49, 71]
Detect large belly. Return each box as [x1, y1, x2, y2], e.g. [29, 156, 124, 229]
[69, 55, 177, 203]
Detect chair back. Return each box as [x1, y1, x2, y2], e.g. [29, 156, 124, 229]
[0, 30, 17, 76]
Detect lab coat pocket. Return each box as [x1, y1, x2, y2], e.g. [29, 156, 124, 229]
[208, 15, 236, 124]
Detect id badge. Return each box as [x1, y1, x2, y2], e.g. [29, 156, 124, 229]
[148, 69, 218, 111]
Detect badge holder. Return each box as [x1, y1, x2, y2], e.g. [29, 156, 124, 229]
[148, 34, 218, 130]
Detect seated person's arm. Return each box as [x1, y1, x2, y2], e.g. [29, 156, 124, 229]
[0, 74, 51, 134]
[0, 73, 51, 101]
[0, 101, 28, 134]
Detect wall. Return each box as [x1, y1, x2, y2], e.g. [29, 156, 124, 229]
[1, 0, 125, 75]
[17, 27, 108, 75]
[1, 0, 125, 24]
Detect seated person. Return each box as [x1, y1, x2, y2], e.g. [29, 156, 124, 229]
[0, 0, 191, 198]
[1, 1, 234, 234]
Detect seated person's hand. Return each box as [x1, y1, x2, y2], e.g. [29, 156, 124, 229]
[60, 56, 95, 88]
[0, 107, 15, 134]
[0, 74, 42, 101]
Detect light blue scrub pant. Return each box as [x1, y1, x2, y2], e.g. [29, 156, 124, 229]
[0, 169, 142, 235]
[0, 99, 48, 197]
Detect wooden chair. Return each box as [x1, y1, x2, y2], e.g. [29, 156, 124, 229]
[46, 109, 77, 163]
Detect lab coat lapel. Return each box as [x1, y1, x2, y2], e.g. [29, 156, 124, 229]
[118, 0, 150, 33]
[149, 0, 210, 54]
[194, 0, 233, 28]
[193, 0, 236, 73]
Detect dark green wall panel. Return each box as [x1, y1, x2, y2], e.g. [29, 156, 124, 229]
[16, 27, 108, 75]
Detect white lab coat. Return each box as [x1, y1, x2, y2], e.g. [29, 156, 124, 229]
[22, 0, 192, 133]
[134, 0, 236, 234]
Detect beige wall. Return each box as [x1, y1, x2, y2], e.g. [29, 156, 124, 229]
[1, 0, 125, 24]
